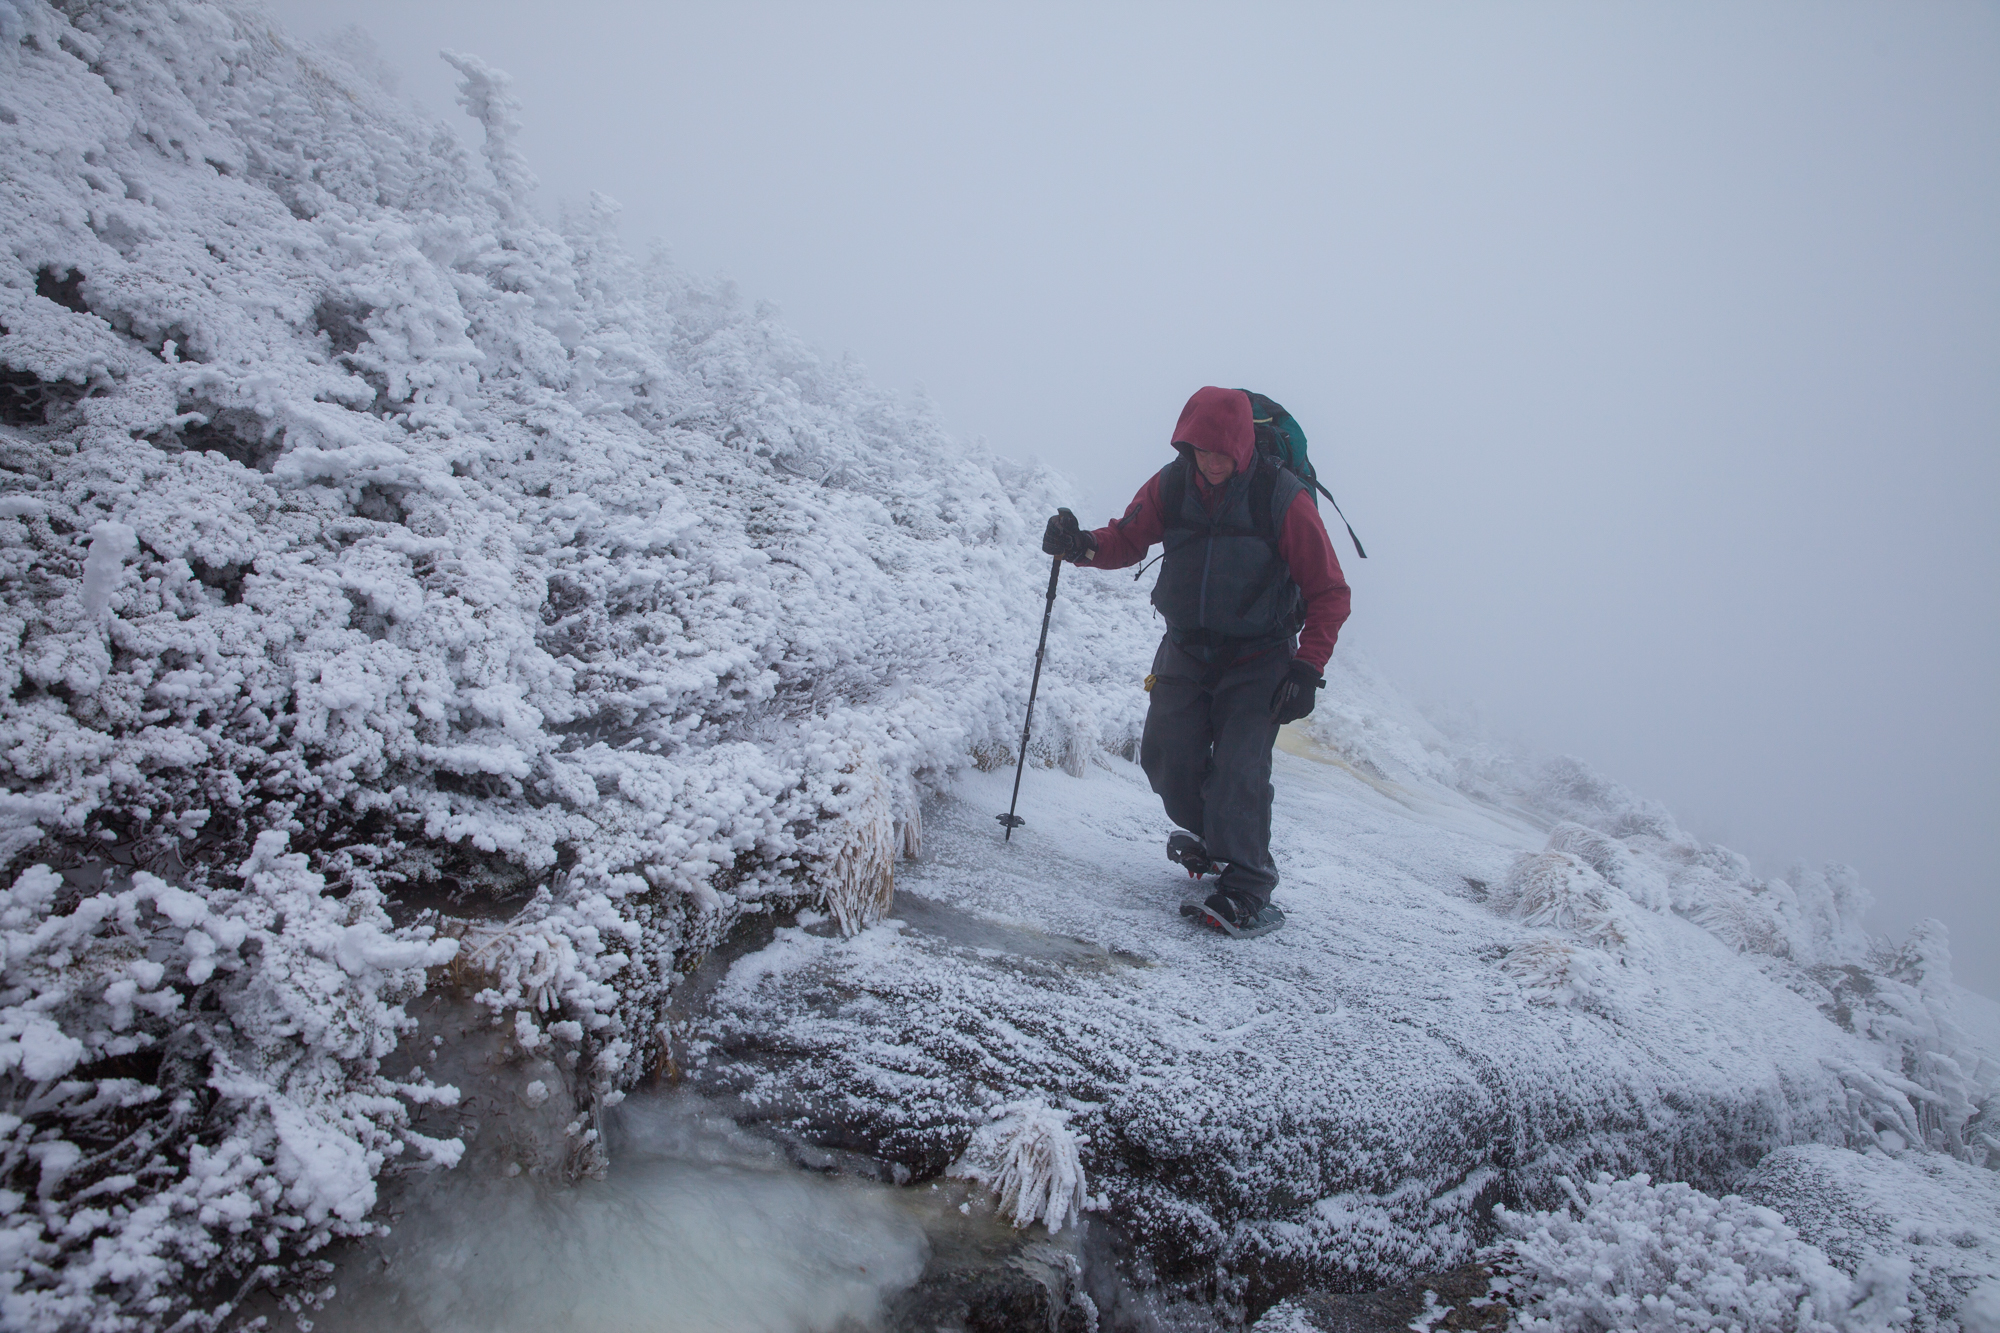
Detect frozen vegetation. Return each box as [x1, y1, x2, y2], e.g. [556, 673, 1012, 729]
[0, 1, 1993, 1329]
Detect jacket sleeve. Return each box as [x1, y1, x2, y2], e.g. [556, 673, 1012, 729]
[1077, 472, 1167, 571]
[1277, 490, 1351, 671]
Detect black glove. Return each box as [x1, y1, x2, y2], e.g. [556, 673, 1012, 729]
[1041, 508, 1091, 560]
[1270, 658, 1324, 725]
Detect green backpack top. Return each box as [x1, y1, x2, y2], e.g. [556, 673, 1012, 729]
[1239, 389, 1367, 559]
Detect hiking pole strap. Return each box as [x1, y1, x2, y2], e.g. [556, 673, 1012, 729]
[1001, 554, 1063, 839]
[1312, 479, 1368, 559]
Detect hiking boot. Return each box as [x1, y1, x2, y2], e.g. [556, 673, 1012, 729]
[1167, 832, 1216, 879]
[1197, 890, 1286, 940]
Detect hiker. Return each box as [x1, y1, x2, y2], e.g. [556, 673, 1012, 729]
[1042, 386, 1351, 938]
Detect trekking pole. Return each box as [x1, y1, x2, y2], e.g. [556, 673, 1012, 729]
[997, 553, 1063, 840]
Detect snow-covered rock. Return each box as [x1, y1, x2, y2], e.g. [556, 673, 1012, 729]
[684, 748, 1987, 1315]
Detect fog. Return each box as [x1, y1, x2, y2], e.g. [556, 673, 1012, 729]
[264, 1, 1999, 997]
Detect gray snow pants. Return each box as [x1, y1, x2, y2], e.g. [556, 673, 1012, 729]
[1139, 635, 1291, 904]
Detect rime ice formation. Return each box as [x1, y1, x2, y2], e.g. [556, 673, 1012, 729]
[0, 2, 1995, 1330]
[948, 1099, 1091, 1235]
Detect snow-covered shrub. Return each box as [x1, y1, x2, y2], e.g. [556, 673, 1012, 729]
[815, 759, 900, 937]
[1501, 750, 1992, 1158]
[1526, 756, 1682, 842]
[1815, 924, 1999, 1161]
[1485, 754, 1875, 975]
[1492, 849, 1630, 951]
[1680, 869, 1798, 957]
[1497, 935, 1620, 1010]
[1782, 863, 1875, 969]
[0, 837, 459, 1331]
[1967, 1097, 2000, 1167]
[1546, 820, 1668, 912]
[1483, 839, 1639, 1011]
[0, 0, 1147, 935]
[1493, 1172, 1904, 1332]
[948, 1099, 1089, 1235]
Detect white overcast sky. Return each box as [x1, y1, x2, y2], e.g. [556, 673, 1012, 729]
[266, 0, 2000, 996]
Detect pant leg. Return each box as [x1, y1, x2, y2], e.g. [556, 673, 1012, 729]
[1201, 649, 1290, 903]
[1140, 640, 1212, 836]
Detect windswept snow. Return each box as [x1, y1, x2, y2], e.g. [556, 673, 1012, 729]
[0, 1, 1995, 1329]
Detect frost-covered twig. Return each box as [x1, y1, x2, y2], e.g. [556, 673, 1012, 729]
[949, 1099, 1090, 1234]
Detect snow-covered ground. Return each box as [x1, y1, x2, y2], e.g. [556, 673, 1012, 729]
[1, 2, 1995, 1329]
[686, 706, 1999, 1327]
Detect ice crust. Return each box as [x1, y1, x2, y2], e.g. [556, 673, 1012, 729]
[0, 1, 1993, 1328]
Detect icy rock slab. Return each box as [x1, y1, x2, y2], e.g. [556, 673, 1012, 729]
[692, 758, 1865, 1308]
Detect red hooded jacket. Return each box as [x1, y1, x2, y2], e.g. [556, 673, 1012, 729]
[1077, 386, 1351, 670]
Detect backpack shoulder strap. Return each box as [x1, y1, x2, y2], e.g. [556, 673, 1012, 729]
[1248, 459, 1276, 544]
[1247, 458, 1302, 547]
[1157, 454, 1192, 530]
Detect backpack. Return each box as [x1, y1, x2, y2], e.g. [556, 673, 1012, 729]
[1239, 390, 1367, 559]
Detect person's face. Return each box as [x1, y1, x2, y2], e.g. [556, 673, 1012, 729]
[1194, 448, 1236, 486]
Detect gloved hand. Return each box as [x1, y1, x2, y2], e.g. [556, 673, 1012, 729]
[1041, 508, 1092, 560]
[1270, 658, 1325, 724]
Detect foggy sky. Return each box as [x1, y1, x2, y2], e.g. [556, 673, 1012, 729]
[266, 1, 2000, 997]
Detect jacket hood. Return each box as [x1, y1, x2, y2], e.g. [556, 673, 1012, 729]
[1171, 386, 1254, 473]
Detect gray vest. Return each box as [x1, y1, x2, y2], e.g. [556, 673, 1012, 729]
[1148, 456, 1305, 646]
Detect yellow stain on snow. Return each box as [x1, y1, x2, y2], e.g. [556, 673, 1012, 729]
[1276, 725, 1547, 844]
[1275, 725, 1414, 804]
